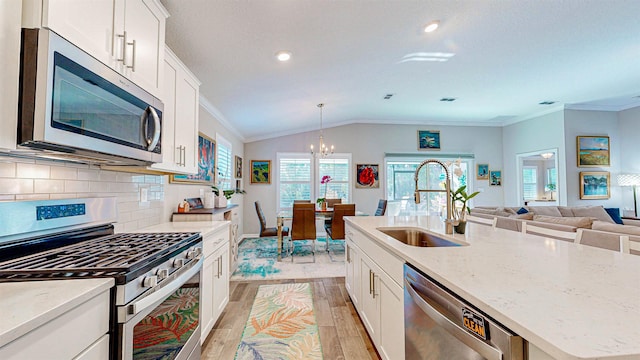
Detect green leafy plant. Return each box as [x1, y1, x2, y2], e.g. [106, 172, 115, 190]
[451, 185, 480, 220]
[212, 186, 246, 200]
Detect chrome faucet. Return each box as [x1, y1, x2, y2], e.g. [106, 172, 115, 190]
[414, 159, 454, 234]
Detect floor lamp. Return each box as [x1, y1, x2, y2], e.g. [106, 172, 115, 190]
[617, 174, 640, 217]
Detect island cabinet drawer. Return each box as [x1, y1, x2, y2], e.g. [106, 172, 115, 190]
[347, 225, 404, 286]
[202, 224, 230, 258]
[0, 290, 110, 360]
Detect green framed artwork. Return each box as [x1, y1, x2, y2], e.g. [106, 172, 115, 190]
[476, 164, 489, 180]
[170, 132, 216, 184]
[418, 130, 441, 150]
[250, 160, 271, 184]
[489, 170, 502, 186]
[580, 171, 610, 199]
[577, 136, 610, 167]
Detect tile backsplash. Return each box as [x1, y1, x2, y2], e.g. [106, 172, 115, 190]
[0, 156, 164, 232]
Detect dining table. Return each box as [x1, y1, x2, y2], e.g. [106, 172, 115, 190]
[276, 207, 366, 261]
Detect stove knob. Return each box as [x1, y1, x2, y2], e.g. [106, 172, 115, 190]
[186, 249, 197, 259]
[143, 275, 158, 288]
[156, 268, 169, 280]
[173, 258, 185, 269]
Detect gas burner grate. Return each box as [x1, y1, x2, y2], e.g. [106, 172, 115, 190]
[0, 232, 200, 280]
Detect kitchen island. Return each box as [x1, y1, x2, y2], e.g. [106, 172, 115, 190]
[345, 215, 640, 360]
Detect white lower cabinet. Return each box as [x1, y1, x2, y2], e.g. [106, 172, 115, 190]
[200, 224, 230, 343]
[0, 289, 110, 360]
[346, 224, 404, 360]
[345, 235, 360, 309]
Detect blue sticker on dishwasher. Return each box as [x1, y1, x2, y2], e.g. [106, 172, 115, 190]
[462, 307, 490, 340]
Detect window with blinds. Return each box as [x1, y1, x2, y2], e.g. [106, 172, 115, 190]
[522, 166, 537, 200]
[318, 157, 350, 202]
[277, 154, 312, 210]
[216, 135, 232, 190]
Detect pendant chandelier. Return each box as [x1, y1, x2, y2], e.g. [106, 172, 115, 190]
[310, 103, 334, 157]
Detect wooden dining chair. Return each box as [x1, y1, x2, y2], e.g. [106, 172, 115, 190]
[290, 203, 317, 262]
[621, 235, 640, 255]
[325, 203, 355, 261]
[255, 201, 289, 237]
[325, 198, 342, 208]
[466, 214, 497, 229]
[374, 199, 387, 216]
[521, 222, 579, 242]
[293, 199, 311, 203]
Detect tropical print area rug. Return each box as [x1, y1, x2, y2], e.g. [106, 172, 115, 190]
[235, 283, 323, 360]
[231, 237, 345, 281]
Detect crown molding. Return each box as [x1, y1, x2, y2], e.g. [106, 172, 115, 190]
[199, 96, 245, 142]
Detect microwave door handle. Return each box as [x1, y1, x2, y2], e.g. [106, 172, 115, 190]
[404, 278, 502, 360]
[144, 106, 161, 151]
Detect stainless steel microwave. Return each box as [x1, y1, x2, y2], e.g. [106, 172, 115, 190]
[17, 28, 163, 165]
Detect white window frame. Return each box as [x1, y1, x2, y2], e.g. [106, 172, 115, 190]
[316, 153, 352, 203]
[276, 153, 314, 212]
[216, 134, 232, 190]
[522, 166, 538, 200]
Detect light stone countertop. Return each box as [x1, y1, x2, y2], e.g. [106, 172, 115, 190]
[0, 278, 114, 348]
[346, 215, 640, 360]
[133, 220, 230, 236]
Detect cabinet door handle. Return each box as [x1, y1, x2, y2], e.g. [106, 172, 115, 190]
[181, 146, 186, 166]
[369, 269, 373, 295]
[372, 272, 377, 299]
[346, 246, 350, 263]
[127, 39, 136, 72]
[116, 31, 127, 64]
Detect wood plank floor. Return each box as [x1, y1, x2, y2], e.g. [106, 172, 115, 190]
[201, 277, 380, 360]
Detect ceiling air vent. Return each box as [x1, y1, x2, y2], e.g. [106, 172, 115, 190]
[539, 101, 556, 105]
[383, 94, 394, 100]
[440, 98, 456, 102]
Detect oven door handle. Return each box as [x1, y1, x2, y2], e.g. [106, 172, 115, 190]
[404, 277, 502, 360]
[129, 257, 202, 317]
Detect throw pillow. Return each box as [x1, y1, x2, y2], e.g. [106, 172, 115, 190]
[557, 206, 575, 217]
[571, 206, 615, 224]
[532, 215, 593, 228]
[528, 206, 563, 217]
[604, 208, 624, 225]
[516, 207, 529, 215]
[509, 213, 534, 220]
[592, 220, 640, 236]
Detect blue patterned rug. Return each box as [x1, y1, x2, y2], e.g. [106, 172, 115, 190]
[230, 237, 345, 280]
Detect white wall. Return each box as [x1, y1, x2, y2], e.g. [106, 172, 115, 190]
[243, 123, 503, 235]
[618, 106, 640, 214]
[502, 110, 566, 206]
[563, 109, 620, 207]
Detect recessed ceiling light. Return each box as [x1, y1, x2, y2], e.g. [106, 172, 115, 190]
[424, 21, 440, 33]
[275, 51, 291, 62]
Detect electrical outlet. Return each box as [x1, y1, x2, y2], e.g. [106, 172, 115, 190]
[140, 188, 148, 203]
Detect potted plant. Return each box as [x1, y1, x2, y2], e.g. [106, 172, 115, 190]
[317, 175, 332, 210]
[545, 183, 556, 200]
[451, 185, 480, 234]
[212, 186, 246, 208]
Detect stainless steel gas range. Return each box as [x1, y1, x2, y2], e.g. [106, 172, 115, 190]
[0, 198, 203, 360]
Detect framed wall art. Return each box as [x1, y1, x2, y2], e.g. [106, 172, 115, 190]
[476, 164, 489, 180]
[235, 155, 243, 178]
[580, 171, 610, 199]
[417, 130, 441, 150]
[489, 170, 502, 186]
[356, 164, 380, 188]
[170, 132, 216, 184]
[250, 160, 271, 184]
[577, 136, 610, 167]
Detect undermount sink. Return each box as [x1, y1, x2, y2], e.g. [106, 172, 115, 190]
[377, 227, 468, 247]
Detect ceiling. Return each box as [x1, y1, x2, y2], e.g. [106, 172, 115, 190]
[160, 0, 640, 142]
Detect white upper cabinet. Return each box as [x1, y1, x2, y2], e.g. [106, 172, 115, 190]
[149, 47, 199, 174]
[28, 0, 168, 98]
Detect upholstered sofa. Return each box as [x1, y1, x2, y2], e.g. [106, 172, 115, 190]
[470, 205, 640, 242]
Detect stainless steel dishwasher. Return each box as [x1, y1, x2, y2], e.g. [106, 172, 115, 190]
[404, 264, 525, 360]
